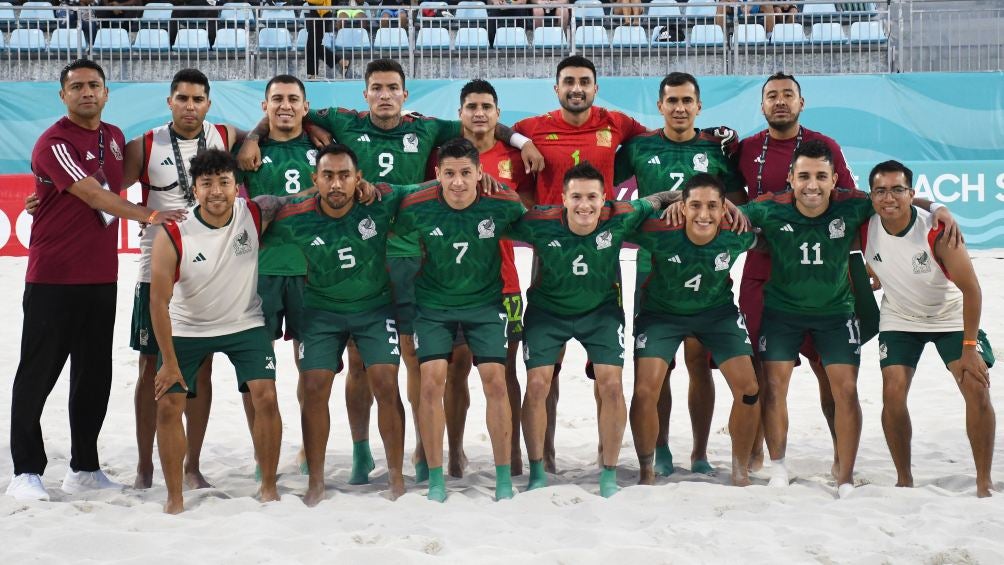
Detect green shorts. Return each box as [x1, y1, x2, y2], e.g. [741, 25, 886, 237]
[634, 304, 753, 366]
[523, 301, 626, 370]
[879, 329, 995, 369]
[760, 308, 861, 366]
[130, 282, 158, 355]
[159, 326, 276, 398]
[414, 304, 508, 365]
[299, 305, 401, 372]
[388, 256, 420, 336]
[258, 274, 305, 342]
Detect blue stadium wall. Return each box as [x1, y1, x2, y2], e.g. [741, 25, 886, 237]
[2, 72, 1002, 246]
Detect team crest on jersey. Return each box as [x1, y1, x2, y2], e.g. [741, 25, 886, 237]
[596, 128, 612, 148]
[758, 335, 767, 352]
[693, 153, 709, 173]
[317, 108, 330, 117]
[595, 230, 612, 250]
[714, 252, 730, 271]
[359, 216, 378, 240]
[403, 133, 419, 153]
[478, 218, 496, 239]
[879, 342, 888, 360]
[829, 218, 846, 239]
[110, 138, 123, 161]
[306, 149, 318, 166]
[497, 159, 513, 180]
[233, 229, 253, 255]
[912, 250, 932, 274]
[635, 333, 648, 349]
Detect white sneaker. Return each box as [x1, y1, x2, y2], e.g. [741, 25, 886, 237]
[6, 473, 50, 501]
[62, 469, 124, 495]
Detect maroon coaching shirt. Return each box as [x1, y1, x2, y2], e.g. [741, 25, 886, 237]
[28, 116, 126, 284]
[737, 126, 856, 280]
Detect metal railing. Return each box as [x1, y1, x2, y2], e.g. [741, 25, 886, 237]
[0, 1, 997, 81]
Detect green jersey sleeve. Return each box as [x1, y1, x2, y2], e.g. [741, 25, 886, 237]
[431, 119, 464, 145]
[613, 144, 636, 186]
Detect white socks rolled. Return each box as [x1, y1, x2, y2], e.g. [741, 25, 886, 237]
[768, 458, 790, 487]
[837, 483, 855, 499]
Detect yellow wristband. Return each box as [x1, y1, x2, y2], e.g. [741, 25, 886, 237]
[962, 340, 979, 347]
[146, 210, 159, 224]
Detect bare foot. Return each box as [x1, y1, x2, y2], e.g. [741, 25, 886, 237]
[894, 477, 914, 488]
[388, 473, 406, 500]
[831, 459, 840, 481]
[447, 450, 469, 478]
[977, 480, 993, 498]
[544, 445, 556, 474]
[258, 486, 280, 503]
[748, 449, 764, 473]
[163, 498, 184, 514]
[510, 453, 524, 476]
[638, 466, 655, 486]
[134, 469, 153, 490]
[303, 483, 325, 507]
[184, 469, 212, 490]
[732, 470, 752, 487]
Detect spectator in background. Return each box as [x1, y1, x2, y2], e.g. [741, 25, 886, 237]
[374, 0, 408, 28]
[169, 0, 220, 47]
[762, 2, 798, 36]
[95, 0, 144, 31]
[335, 0, 368, 30]
[304, 0, 350, 79]
[614, 0, 642, 27]
[532, 0, 568, 29]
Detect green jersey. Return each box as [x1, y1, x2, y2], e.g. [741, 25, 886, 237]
[395, 183, 526, 310]
[614, 127, 742, 272]
[508, 199, 653, 316]
[742, 189, 873, 316]
[263, 183, 411, 314]
[235, 134, 316, 276]
[628, 211, 756, 315]
[308, 107, 463, 258]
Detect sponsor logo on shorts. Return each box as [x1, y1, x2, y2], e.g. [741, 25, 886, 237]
[714, 252, 730, 271]
[912, 250, 932, 274]
[595, 230, 612, 250]
[635, 333, 648, 349]
[139, 328, 149, 346]
[758, 335, 767, 352]
[692, 152, 709, 173]
[879, 342, 887, 360]
[233, 229, 253, 256]
[478, 218, 496, 239]
[359, 216, 378, 240]
[298, 342, 305, 360]
[522, 343, 530, 361]
[265, 356, 276, 370]
[829, 218, 846, 239]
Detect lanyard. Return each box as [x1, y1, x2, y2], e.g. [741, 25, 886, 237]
[97, 128, 105, 167]
[754, 126, 802, 198]
[169, 125, 207, 206]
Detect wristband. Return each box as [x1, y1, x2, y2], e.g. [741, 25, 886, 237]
[146, 210, 159, 224]
[929, 203, 945, 214]
[962, 340, 979, 347]
[510, 132, 531, 150]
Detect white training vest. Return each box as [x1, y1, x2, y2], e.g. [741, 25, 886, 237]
[865, 207, 963, 332]
[164, 198, 265, 338]
[137, 121, 228, 283]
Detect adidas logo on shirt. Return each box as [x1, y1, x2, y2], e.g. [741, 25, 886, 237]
[429, 227, 444, 236]
[160, 156, 174, 166]
[872, 253, 882, 262]
[85, 151, 96, 161]
[780, 224, 794, 232]
[668, 255, 681, 263]
[193, 253, 207, 262]
[546, 133, 559, 140]
[647, 156, 661, 165]
[261, 156, 273, 165]
[356, 134, 371, 142]
[547, 240, 561, 248]
[310, 236, 325, 246]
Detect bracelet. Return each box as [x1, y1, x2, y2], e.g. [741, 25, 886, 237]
[962, 340, 979, 347]
[146, 210, 159, 224]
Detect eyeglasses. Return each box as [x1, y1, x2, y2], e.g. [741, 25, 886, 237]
[870, 187, 911, 198]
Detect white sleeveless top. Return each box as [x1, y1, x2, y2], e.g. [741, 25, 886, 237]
[137, 121, 229, 283]
[164, 198, 264, 338]
[865, 207, 963, 332]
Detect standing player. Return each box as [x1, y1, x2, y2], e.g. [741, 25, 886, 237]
[509, 163, 678, 496]
[515, 55, 649, 471]
[150, 149, 282, 514]
[614, 71, 743, 477]
[628, 174, 760, 487]
[864, 161, 995, 498]
[237, 75, 316, 476]
[264, 144, 408, 504]
[395, 138, 526, 502]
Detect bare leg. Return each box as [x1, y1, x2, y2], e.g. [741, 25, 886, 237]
[183, 356, 213, 489]
[825, 364, 862, 488]
[543, 346, 566, 473]
[368, 364, 407, 499]
[880, 365, 914, 488]
[748, 355, 766, 472]
[594, 364, 626, 497]
[809, 356, 839, 478]
[763, 360, 795, 486]
[135, 353, 158, 489]
[419, 359, 448, 499]
[344, 341, 375, 484]
[949, 361, 996, 497]
[301, 369, 335, 507]
[522, 365, 554, 490]
[654, 363, 674, 475]
[630, 357, 669, 485]
[401, 334, 426, 477]
[478, 362, 514, 499]
[248, 380, 282, 502]
[505, 339, 524, 475]
[156, 393, 187, 514]
[717, 356, 760, 486]
[445, 344, 472, 478]
[683, 338, 715, 471]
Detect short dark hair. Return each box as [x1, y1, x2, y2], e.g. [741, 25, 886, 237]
[437, 138, 480, 166]
[316, 143, 359, 171]
[365, 59, 406, 89]
[659, 72, 700, 101]
[60, 59, 105, 88]
[682, 173, 725, 201]
[562, 162, 605, 191]
[460, 79, 498, 106]
[171, 68, 211, 96]
[869, 160, 914, 188]
[790, 139, 834, 170]
[761, 71, 802, 97]
[189, 149, 237, 181]
[265, 74, 305, 97]
[556, 55, 596, 83]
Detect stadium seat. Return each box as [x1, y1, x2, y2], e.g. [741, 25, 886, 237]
[257, 27, 293, 51]
[772, 23, 808, 44]
[18, 1, 56, 28]
[418, 1, 450, 25]
[141, 3, 174, 27]
[132, 28, 170, 52]
[809, 22, 847, 43]
[417, 27, 451, 49]
[733, 23, 767, 45]
[611, 25, 647, 47]
[688, 24, 724, 46]
[803, 2, 839, 15]
[334, 27, 371, 50]
[573, 25, 608, 48]
[0, 2, 15, 32]
[92, 27, 131, 52]
[685, 3, 717, 19]
[493, 26, 528, 49]
[455, 1, 488, 23]
[648, 0, 682, 18]
[373, 27, 409, 50]
[7, 28, 45, 52]
[294, 27, 308, 51]
[532, 26, 567, 49]
[219, 3, 256, 28]
[214, 27, 248, 53]
[321, 31, 334, 50]
[48, 27, 87, 51]
[849, 21, 886, 43]
[455, 27, 489, 49]
[0, 30, 5, 49]
[573, 0, 605, 25]
[173, 28, 210, 52]
[258, 7, 297, 28]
